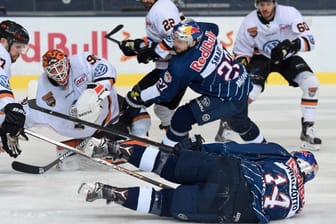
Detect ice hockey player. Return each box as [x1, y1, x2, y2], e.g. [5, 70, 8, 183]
[79, 137, 318, 223]
[124, 19, 265, 146]
[216, 0, 321, 150]
[0, 20, 30, 158]
[23, 49, 150, 169]
[117, 0, 184, 131]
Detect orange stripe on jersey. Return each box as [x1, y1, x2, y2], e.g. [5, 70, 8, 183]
[301, 100, 318, 106]
[158, 41, 170, 52]
[0, 92, 14, 99]
[302, 37, 310, 51]
[132, 113, 151, 123]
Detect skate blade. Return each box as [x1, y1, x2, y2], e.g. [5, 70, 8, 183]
[300, 142, 321, 151]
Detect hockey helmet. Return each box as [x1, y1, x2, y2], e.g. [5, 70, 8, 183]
[42, 49, 70, 86]
[173, 20, 203, 47]
[0, 20, 29, 51]
[291, 150, 318, 183]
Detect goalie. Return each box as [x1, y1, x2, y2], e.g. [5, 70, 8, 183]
[23, 49, 151, 170]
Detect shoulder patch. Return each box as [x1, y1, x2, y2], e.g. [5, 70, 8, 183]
[0, 75, 10, 89]
[247, 26, 258, 37]
[41, 91, 56, 107]
[94, 64, 108, 77]
[163, 71, 172, 83]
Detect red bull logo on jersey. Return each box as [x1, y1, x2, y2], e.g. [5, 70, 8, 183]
[190, 31, 217, 72]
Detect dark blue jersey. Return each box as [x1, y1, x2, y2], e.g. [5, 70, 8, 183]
[151, 22, 252, 104]
[201, 142, 305, 223]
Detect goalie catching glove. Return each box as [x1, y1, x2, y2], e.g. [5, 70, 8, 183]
[70, 83, 110, 123]
[271, 38, 301, 64]
[0, 103, 27, 158]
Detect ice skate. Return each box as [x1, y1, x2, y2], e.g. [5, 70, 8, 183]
[300, 118, 322, 151]
[215, 119, 233, 142]
[78, 182, 128, 204]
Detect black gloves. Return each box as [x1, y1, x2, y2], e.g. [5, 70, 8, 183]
[0, 103, 27, 158]
[137, 44, 160, 64]
[174, 135, 205, 152]
[125, 85, 146, 109]
[119, 39, 144, 56]
[271, 38, 301, 64]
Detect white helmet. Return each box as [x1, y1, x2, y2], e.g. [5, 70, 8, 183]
[42, 49, 70, 86]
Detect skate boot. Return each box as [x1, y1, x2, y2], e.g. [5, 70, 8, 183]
[215, 119, 233, 142]
[300, 118, 322, 151]
[78, 182, 128, 204]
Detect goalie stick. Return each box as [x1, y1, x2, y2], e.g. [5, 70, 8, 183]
[13, 129, 173, 189]
[28, 99, 175, 152]
[12, 150, 74, 174]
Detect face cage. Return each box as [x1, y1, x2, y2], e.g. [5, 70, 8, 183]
[45, 57, 69, 86]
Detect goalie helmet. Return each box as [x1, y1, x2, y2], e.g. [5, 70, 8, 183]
[0, 20, 29, 50]
[172, 20, 203, 47]
[42, 49, 70, 86]
[291, 150, 318, 184]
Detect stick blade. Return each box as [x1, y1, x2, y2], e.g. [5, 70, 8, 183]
[12, 161, 45, 174]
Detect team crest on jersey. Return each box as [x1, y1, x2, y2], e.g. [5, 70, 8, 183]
[94, 64, 108, 77]
[42, 91, 56, 107]
[0, 75, 10, 89]
[74, 74, 88, 87]
[163, 71, 172, 83]
[247, 26, 258, 37]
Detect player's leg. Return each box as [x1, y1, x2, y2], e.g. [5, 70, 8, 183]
[226, 99, 265, 143]
[280, 56, 321, 150]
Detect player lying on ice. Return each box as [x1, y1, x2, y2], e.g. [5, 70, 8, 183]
[79, 137, 318, 223]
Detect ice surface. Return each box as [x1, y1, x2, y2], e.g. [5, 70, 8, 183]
[0, 86, 335, 224]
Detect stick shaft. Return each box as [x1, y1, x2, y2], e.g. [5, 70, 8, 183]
[24, 129, 173, 189]
[28, 99, 174, 152]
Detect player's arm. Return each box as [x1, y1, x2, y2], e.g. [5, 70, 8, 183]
[271, 8, 315, 64]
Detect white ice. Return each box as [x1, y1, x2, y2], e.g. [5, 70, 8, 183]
[0, 85, 335, 224]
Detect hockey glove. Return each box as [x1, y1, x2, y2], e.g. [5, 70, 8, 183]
[174, 135, 205, 153]
[119, 39, 145, 56]
[248, 63, 271, 87]
[125, 85, 146, 109]
[137, 44, 160, 64]
[0, 103, 26, 158]
[271, 38, 301, 64]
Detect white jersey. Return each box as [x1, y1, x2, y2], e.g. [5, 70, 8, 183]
[0, 44, 15, 124]
[24, 52, 119, 138]
[145, 0, 181, 69]
[233, 5, 315, 60]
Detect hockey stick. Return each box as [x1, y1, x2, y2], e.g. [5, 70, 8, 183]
[14, 129, 173, 189]
[28, 99, 175, 152]
[12, 150, 75, 174]
[105, 24, 123, 45]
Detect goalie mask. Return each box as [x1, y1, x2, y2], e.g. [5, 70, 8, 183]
[42, 49, 70, 86]
[291, 150, 318, 184]
[172, 20, 203, 48]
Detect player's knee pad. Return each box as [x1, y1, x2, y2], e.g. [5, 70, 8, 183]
[295, 71, 319, 99]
